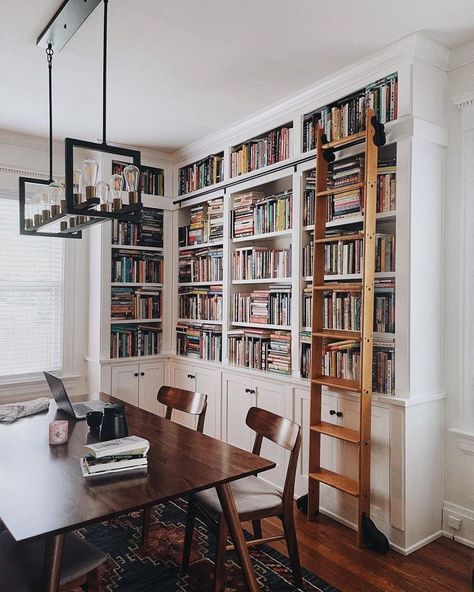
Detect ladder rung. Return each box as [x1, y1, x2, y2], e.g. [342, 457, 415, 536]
[313, 283, 363, 292]
[316, 183, 365, 197]
[312, 329, 361, 340]
[311, 422, 360, 444]
[314, 233, 363, 244]
[311, 375, 360, 392]
[321, 131, 366, 150]
[309, 468, 359, 497]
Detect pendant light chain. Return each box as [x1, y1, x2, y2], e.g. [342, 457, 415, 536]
[46, 43, 54, 182]
[102, 0, 108, 145]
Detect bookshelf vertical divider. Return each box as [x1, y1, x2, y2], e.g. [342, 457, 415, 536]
[308, 109, 380, 547]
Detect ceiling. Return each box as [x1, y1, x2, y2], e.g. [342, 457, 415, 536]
[1, 0, 474, 154]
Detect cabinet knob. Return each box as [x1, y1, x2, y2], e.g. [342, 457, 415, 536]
[245, 388, 256, 394]
[187, 374, 195, 380]
[336, 411, 343, 418]
[329, 409, 336, 415]
[140, 372, 145, 376]
[134, 372, 139, 377]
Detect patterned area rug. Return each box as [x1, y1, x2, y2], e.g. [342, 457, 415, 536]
[73, 497, 339, 591]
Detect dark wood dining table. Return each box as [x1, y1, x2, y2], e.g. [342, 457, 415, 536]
[0, 393, 275, 592]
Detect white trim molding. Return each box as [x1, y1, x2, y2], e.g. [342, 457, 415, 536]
[449, 428, 474, 455]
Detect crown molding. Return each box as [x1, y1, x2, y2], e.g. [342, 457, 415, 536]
[173, 33, 450, 165]
[449, 40, 474, 71]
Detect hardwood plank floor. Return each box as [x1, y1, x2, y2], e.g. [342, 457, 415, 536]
[257, 507, 473, 591]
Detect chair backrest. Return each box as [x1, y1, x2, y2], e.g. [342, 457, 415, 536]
[246, 406, 301, 508]
[157, 385, 208, 433]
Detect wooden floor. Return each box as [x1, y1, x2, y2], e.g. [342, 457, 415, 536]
[259, 508, 473, 592]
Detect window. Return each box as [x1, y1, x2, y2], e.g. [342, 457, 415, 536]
[0, 192, 64, 378]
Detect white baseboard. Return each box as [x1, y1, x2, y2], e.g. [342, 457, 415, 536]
[443, 501, 474, 547]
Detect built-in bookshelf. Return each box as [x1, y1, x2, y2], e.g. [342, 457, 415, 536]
[110, 208, 164, 358]
[176, 196, 224, 361]
[302, 73, 398, 152]
[230, 122, 293, 177]
[178, 153, 224, 195]
[112, 160, 164, 197]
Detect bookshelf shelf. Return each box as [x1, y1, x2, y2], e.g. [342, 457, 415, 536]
[111, 282, 163, 288]
[112, 244, 163, 253]
[232, 229, 292, 243]
[178, 281, 223, 287]
[232, 322, 291, 330]
[231, 278, 291, 285]
[178, 241, 223, 252]
[111, 318, 162, 324]
[177, 318, 222, 326]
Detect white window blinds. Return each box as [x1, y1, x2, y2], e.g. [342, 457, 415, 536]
[0, 193, 64, 378]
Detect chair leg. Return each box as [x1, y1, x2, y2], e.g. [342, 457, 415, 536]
[282, 511, 303, 589]
[142, 506, 152, 546]
[86, 567, 100, 592]
[182, 498, 196, 573]
[212, 516, 228, 592]
[252, 519, 262, 539]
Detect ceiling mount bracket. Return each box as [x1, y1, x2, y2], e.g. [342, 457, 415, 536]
[37, 0, 102, 53]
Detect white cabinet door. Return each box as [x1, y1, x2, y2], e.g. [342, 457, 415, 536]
[169, 361, 197, 429]
[337, 396, 360, 512]
[111, 364, 139, 406]
[294, 387, 310, 497]
[254, 378, 288, 489]
[222, 372, 255, 451]
[195, 366, 221, 439]
[138, 361, 166, 416]
[320, 393, 340, 503]
[369, 404, 390, 522]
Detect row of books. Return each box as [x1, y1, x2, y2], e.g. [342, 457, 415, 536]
[178, 153, 224, 195]
[300, 338, 395, 395]
[302, 241, 314, 278]
[111, 287, 162, 320]
[302, 164, 396, 227]
[178, 287, 223, 322]
[178, 248, 223, 283]
[323, 290, 362, 332]
[322, 341, 361, 381]
[329, 156, 364, 188]
[231, 190, 292, 238]
[374, 280, 395, 333]
[227, 329, 291, 375]
[375, 234, 395, 272]
[232, 246, 291, 281]
[176, 323, 222, 361]
[302, 287, 312, 327]
[178, 198, 224, 246]
[110, 324, 162, 358]
[81, 436, 150, 478]
[112, 161, 164, 197]
[231, 125, 293, 177]
[324, 238, 364, 276]
[111, 251, 163, 284]
[302, 73, 398, 151]
[231, 285, 292, 326]
[112, 208, 164, 248]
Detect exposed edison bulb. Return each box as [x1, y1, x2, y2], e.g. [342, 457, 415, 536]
[41, 190, 50, 221]
[109, 174, 123, 211]
[32, 192, 43, 226]
[82, 159, 99, 200]
[123, 165, 140, 205]
[96, 181, 109, 212]
[24, 195, 34, 229]
[48, 182, 63, 217]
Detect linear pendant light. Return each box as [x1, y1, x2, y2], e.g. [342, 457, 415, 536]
[20, 0, 145, 237]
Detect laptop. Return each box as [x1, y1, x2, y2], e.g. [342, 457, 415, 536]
[44, 371, 106, 420]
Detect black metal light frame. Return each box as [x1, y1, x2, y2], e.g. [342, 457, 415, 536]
[19, 177, 83, 238]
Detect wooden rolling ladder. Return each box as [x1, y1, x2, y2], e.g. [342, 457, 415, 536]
[307, 109, 383, 546]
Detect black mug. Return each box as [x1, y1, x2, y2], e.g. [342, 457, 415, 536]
[86, 411, 103, 431]
[99, 404, 128, 441]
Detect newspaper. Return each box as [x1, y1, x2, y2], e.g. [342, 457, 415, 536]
[0, 397, 50, 422]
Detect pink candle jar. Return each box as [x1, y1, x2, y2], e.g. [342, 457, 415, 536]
[49, 420, 69, 445]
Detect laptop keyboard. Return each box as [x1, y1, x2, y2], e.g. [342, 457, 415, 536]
[74, 402, 97, 415]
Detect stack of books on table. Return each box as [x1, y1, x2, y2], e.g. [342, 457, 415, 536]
[80, 435, 150, 478]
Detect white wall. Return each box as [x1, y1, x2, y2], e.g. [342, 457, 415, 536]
[442, 53, 474, 547]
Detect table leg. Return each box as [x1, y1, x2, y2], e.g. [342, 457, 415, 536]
[215, 483, 259, 592]
[41, 533, 65, 592]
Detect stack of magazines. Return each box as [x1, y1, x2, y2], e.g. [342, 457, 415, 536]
[80, 435, 150, 478]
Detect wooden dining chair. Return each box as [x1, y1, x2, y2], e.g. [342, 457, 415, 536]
[141, 385, 208, 545]
[182, 406, 303, 591]
[157, 385, 208, 433]
[0, 530, 106, 591]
